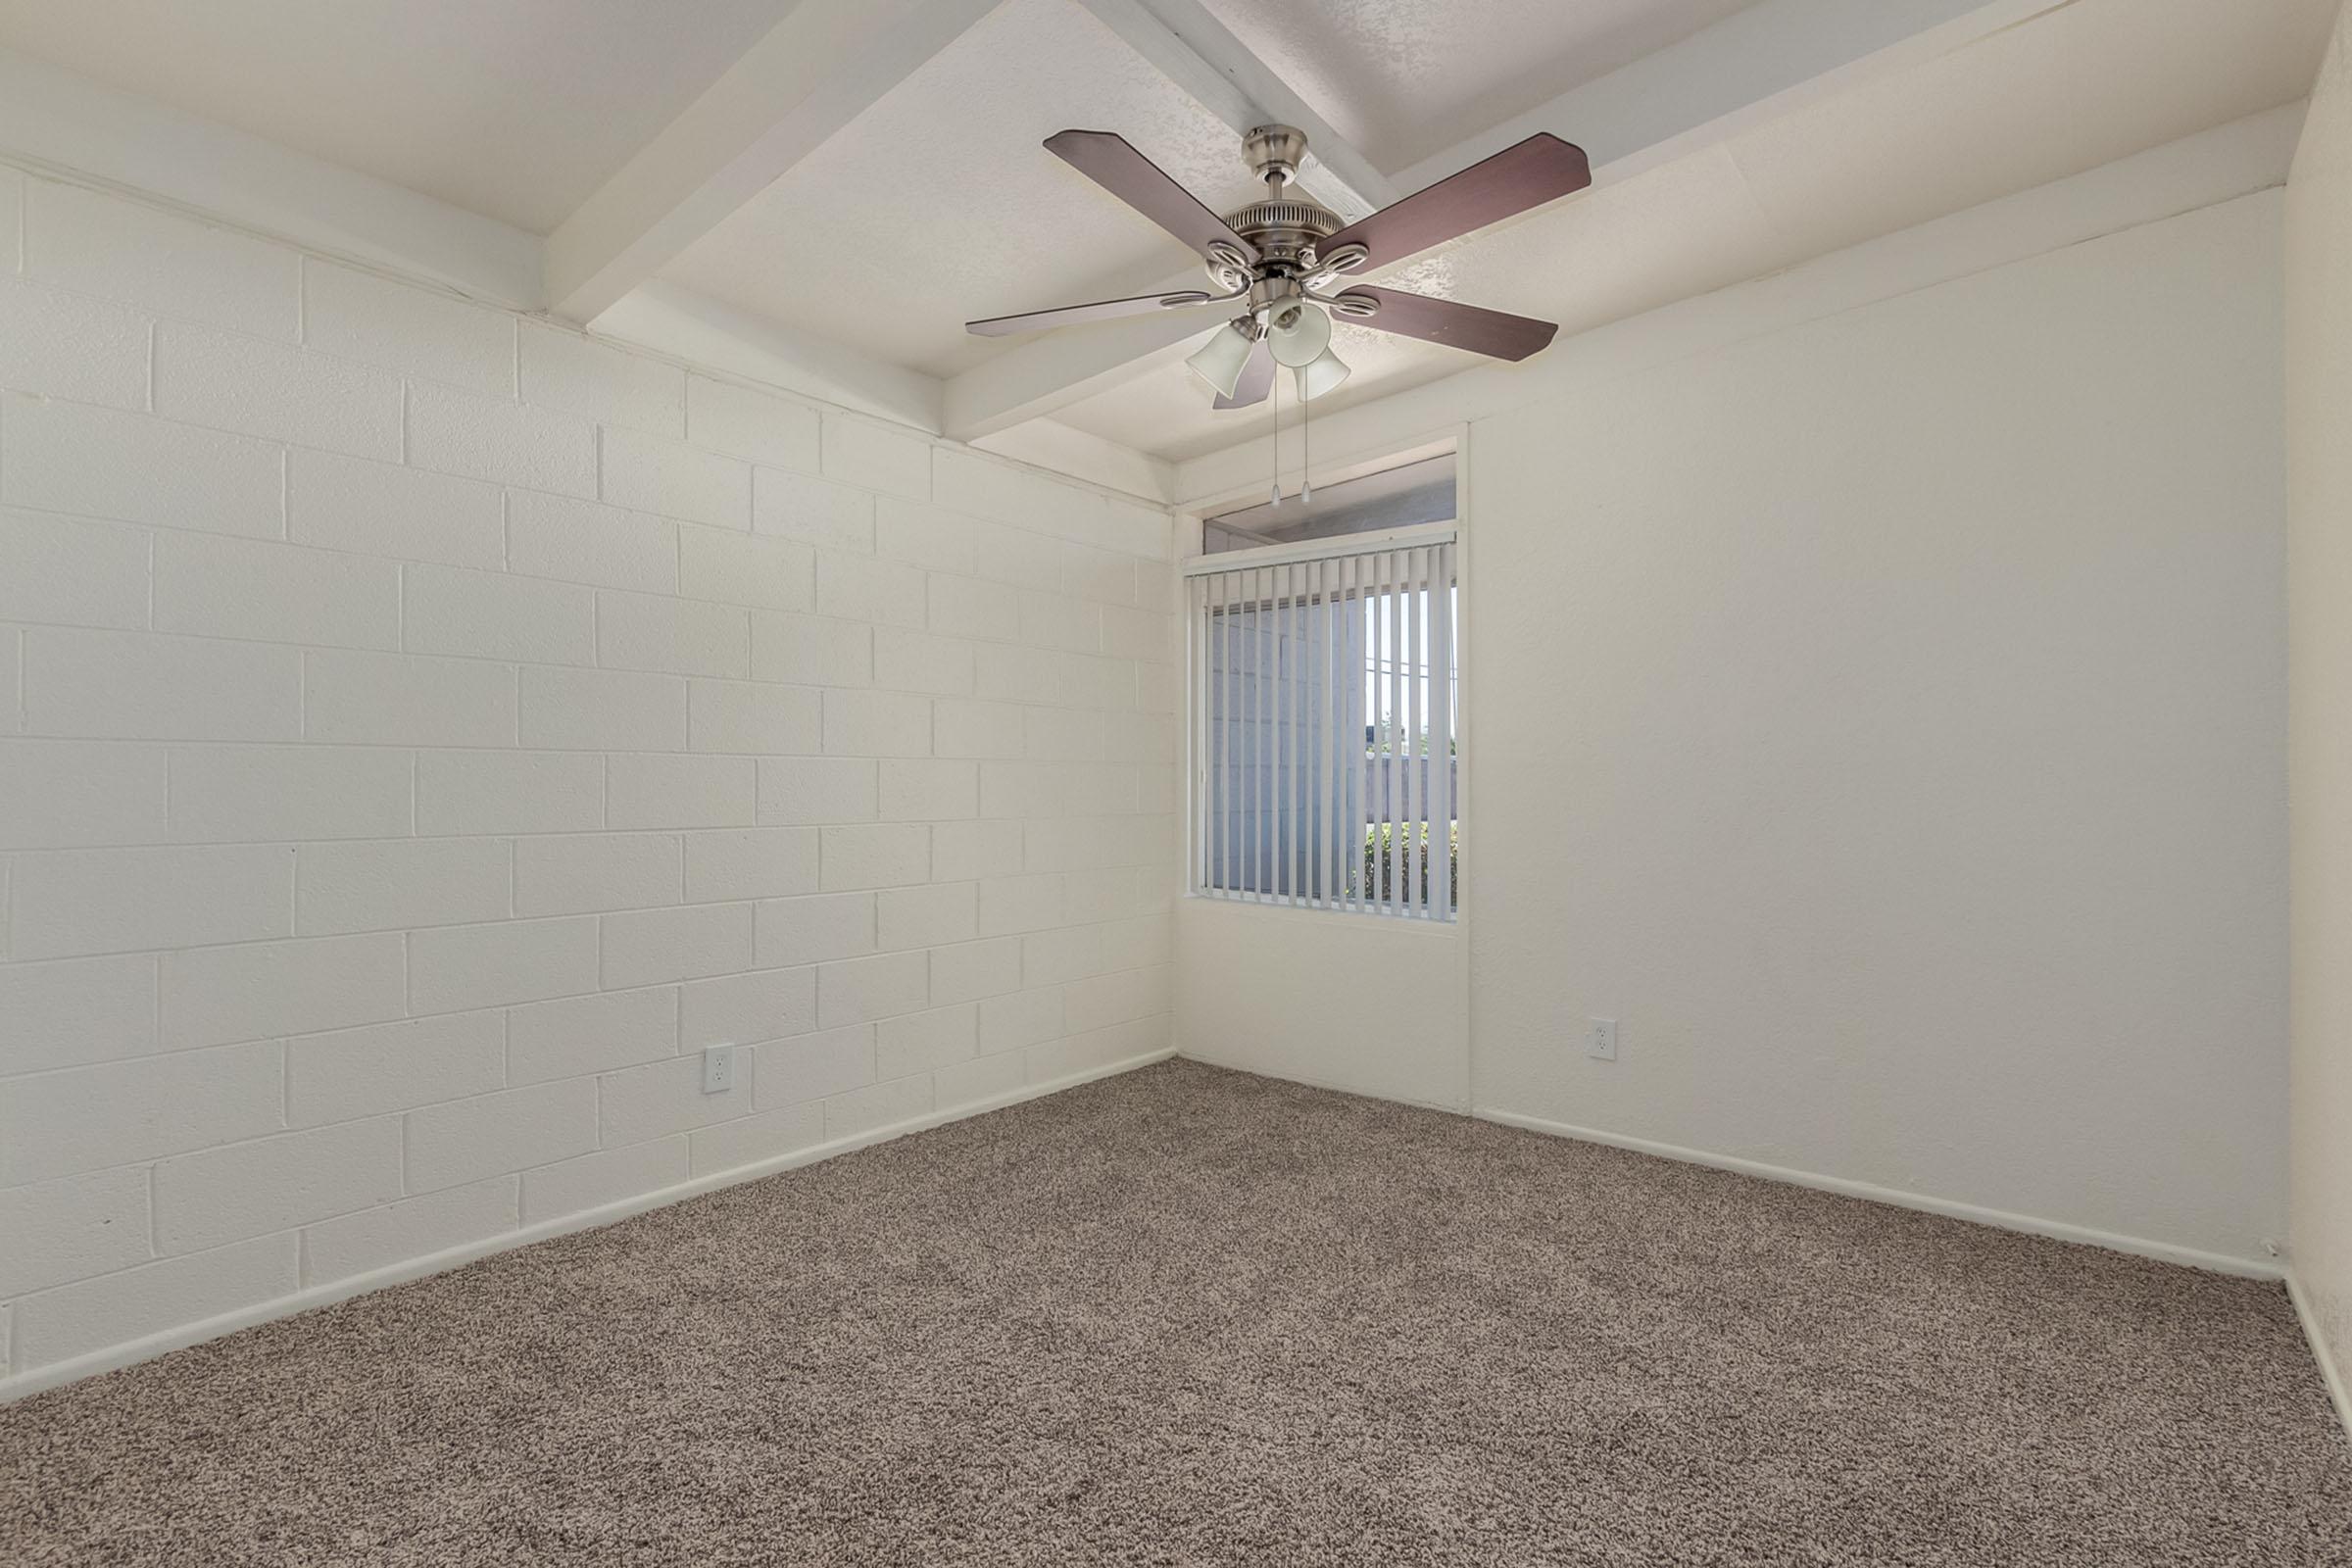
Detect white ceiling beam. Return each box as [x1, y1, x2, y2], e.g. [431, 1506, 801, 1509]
[0, 32, 1183, 507]
[0, 47, 540, 307]
[544, 0, 998, 324]
[1074, 0, 1398, 220]
[1392, 0, 2075, 191]
[943, 0, 2075, 444]
[1171, 101, 2301, 509]
[589, 280, 942, 432]
[593, 280, 1181, 503]
[973, 417, 1177, 505]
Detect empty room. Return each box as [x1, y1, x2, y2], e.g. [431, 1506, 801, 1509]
[4, 0, 2352, 1561]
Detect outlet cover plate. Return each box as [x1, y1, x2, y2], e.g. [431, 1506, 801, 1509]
[702, 1044, 735, 1094]
[1588, 1018, 1618, 1061]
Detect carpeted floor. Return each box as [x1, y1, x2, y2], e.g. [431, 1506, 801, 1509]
[4, 1060, 2349, 1566]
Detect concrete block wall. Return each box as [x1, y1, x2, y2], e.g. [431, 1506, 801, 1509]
[0, 167, 1178, 1392]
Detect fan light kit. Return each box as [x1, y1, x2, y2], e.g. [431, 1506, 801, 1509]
[969, 122, 1591, 501]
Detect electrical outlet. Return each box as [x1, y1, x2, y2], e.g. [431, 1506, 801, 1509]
[1588, 1018, 1618, 1061]
[701, 1044, 736, 1095]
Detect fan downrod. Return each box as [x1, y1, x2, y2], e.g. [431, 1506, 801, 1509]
[1221, 124, 1344, 276]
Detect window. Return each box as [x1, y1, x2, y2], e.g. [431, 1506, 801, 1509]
[1186, 524, 1459, 920]
[1201, 454, 1455, 554]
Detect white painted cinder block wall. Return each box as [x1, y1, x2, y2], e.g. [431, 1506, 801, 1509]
[0, 169, 1177, 1395]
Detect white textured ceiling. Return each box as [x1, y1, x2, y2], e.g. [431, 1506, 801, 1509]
[1051, 0, 2337, 461]
[0, 0, 789, 232]
[661, 0, 1268, 381]
[658, 0, 1775, 385]
[0, 0, 2336, 468]
[1198, 0, 1763, 175]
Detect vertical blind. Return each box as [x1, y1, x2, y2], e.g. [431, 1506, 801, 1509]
[1187, 530, 1458, 920]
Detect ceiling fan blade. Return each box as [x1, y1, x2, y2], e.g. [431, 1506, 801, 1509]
[1320, 133, 1590, 272]
[1334, 286, 1558, 362]
[1046, 129, 1258, 263]
[1214, 340, 1275, 410]
[967, 288, 1214, 337]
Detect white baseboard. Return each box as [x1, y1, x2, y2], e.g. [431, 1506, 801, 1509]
[1474, 1106, 2283, 1281]
[2288, 1269, 2352, 1444]
[0, 1048, 1175, 1404]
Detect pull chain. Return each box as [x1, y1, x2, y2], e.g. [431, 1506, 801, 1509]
[1299, 368, 1312, 503]
[1268, 359, 1282, 506]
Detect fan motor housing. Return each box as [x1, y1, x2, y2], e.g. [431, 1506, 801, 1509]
[1223, 196, 1342, 271]
[1228, 124, 1343, 272]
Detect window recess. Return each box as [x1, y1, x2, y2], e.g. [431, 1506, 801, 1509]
[1185, 523, 1458, 921]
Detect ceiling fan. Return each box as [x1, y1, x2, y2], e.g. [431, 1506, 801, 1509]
[967, 123, 1592, 409]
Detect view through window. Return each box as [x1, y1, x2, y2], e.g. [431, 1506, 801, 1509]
[1187, 520, 1459, 920]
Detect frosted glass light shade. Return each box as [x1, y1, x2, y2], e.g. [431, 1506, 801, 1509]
[1267, 300, 1332, 368]
[1295, 347, 1349, 401]
[1185, 319, 1256, 398]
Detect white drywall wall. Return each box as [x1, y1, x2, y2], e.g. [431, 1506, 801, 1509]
[1176, 900, 1469, 1109]
[1168, 179, 2290, 1272]
[0, 169, 1176, 1395]
[2288, 0, 2352, 1428]
[1466, 189, 2286, 1268]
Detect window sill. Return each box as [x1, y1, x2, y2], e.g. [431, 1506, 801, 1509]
[1181, 892, 1460, 934]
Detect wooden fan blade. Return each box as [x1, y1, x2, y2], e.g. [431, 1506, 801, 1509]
[1320, 134, 1590, 271]
[1047, 129, 1258, 263]
[1335, 286, 1558, 362]
[967, 289, 1213, 337]
[1214, 340, 1275, 410]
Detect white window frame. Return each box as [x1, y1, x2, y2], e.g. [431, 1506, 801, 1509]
[1182, 519, 1460, 921]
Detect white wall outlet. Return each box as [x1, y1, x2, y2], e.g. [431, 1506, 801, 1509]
[1588, 1018, 1618, 1061]
[701, 1044, 736, 1095]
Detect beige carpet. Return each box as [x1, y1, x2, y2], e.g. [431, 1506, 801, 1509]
[4, 1059, 2348, 1566]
